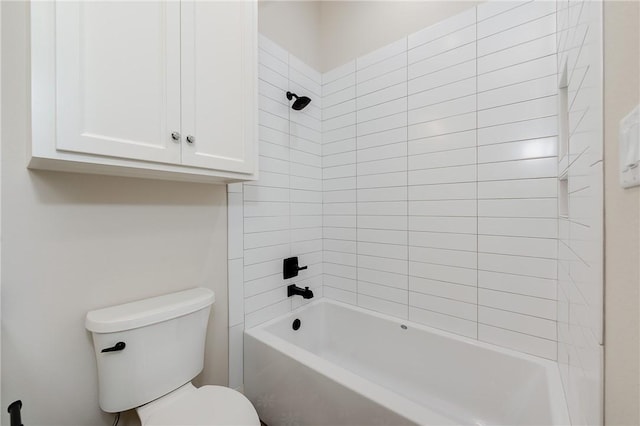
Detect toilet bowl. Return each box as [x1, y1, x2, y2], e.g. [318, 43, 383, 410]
[136, 383, 258, 426]
[86, 288, 259, 426]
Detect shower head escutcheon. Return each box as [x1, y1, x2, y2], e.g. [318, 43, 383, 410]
[286, 91, 311, 111]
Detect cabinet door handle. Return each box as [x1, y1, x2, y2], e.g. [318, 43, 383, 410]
[171, 132, 181, 142]
[186, 135, 195, 144]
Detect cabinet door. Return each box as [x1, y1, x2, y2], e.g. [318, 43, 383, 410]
[180, 1, 257, 174]
[55, 1, 181, 164]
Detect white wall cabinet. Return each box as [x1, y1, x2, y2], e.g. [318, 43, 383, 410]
[30, 1, 258, 183]
[181, 1, 256, 174]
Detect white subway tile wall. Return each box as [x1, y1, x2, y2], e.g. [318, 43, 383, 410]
[321, 1, 562, 361]
[227, 35, 323, 389]
[229, 3, 602, 415]
[408, 8, 478, 339]
[322, 59, 358, 305]
[357, 40, 409, 319]
[476, 0, 559, 359]
[556, 0, 604, 423]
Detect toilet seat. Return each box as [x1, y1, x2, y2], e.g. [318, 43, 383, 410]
[138, 384, 260, 426]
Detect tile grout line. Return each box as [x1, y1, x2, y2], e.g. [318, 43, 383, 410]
[475, 6, 480, 340]
[406, 37, 410, 319]
[355, 62, 359, 308]
[554, 1, 560, 366]
[321, 73, 325, 303]
[287, 53, 293, 314]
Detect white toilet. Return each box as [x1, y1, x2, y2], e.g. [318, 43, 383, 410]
[85, 288, 259, 426]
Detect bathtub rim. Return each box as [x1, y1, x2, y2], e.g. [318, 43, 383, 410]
[244, 298, 571, 425]
[244, 306, 454, 425]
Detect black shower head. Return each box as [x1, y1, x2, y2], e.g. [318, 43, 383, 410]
[286, 91, 311, 110]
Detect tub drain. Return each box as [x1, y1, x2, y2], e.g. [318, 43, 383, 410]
[292, 318, 301, 330]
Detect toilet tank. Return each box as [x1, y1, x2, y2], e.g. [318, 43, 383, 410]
[85, 288, 215, 413]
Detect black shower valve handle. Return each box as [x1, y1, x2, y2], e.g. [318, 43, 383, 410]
[283, 256, 307, 279]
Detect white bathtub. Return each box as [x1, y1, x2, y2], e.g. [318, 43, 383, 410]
[244, 299, 570, 426]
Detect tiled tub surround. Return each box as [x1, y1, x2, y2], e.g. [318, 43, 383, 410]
[227, 35, 324, 389]
[230, 1, 603, 422]
[556, 0, 604, 424]
[322, 1, 560, 361]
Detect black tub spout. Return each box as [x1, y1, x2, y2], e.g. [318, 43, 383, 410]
[287, 284, 314, 299]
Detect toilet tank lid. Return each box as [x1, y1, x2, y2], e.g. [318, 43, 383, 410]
[85, 288, 214, 333]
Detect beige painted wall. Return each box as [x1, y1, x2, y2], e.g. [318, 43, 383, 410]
[1, 3, 229, 426]
[603, 1, 640, 424]
[319, 0, 480, 71]
[258, 1, 480, 73]
[258, 0, 322, 70]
